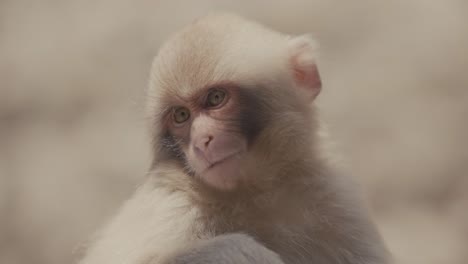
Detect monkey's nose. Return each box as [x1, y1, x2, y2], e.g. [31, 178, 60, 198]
[193, 134, 244, 165]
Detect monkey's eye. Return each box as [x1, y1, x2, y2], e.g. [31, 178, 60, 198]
[206, 89, 226, 107]
[173, 107, 190, 124]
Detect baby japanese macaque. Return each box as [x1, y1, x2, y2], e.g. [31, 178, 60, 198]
[79, 13, 390, 264]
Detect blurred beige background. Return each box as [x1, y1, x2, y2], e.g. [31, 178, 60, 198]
[1, 1, 467, 264]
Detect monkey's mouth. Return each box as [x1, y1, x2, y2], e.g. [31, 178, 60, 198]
[204, 151, 242, 171]
[197, 151, 244, 190]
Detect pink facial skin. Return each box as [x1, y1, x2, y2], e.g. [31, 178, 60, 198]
[167, 86, 248, 190]
[189, 114, 247, 190]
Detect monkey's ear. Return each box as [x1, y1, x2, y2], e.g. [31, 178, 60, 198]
[287, 35, 322, 101]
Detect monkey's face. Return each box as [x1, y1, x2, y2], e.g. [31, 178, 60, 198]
[159, 84, 270, 190]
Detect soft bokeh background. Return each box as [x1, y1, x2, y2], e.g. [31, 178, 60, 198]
[1, 1, 467, 264]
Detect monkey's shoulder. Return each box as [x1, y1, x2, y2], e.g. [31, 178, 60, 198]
[80, 184, 200, 264]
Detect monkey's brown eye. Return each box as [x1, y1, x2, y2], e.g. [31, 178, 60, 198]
[206, 89, 226, 107]
[173, 107, 190, 124]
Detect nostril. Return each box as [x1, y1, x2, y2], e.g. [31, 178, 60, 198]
[204, 135, 213, 147]
[194, 135, 214, 157]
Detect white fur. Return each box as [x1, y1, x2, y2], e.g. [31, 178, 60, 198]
[79, 178, 199, 264]
[80, 13, 389, 264]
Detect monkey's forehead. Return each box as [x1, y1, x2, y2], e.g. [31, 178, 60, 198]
[148, 14, 291, 99]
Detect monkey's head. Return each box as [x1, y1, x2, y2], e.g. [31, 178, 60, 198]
[147, 14, 321, 191]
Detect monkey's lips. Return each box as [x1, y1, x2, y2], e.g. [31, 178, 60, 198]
[206, 151, 242, 170]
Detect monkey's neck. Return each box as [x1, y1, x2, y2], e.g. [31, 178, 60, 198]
[182, 158, 331, 236]
[190, 151, 330, 211]
[150, 152, 334, 237]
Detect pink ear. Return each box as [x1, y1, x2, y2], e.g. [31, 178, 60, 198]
[288, 35, 322, 101]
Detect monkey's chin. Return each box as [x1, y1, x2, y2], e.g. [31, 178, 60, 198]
[198, 154, 243, 191]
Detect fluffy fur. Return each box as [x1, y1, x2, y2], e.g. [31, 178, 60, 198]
[79, 13, 390, 264]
